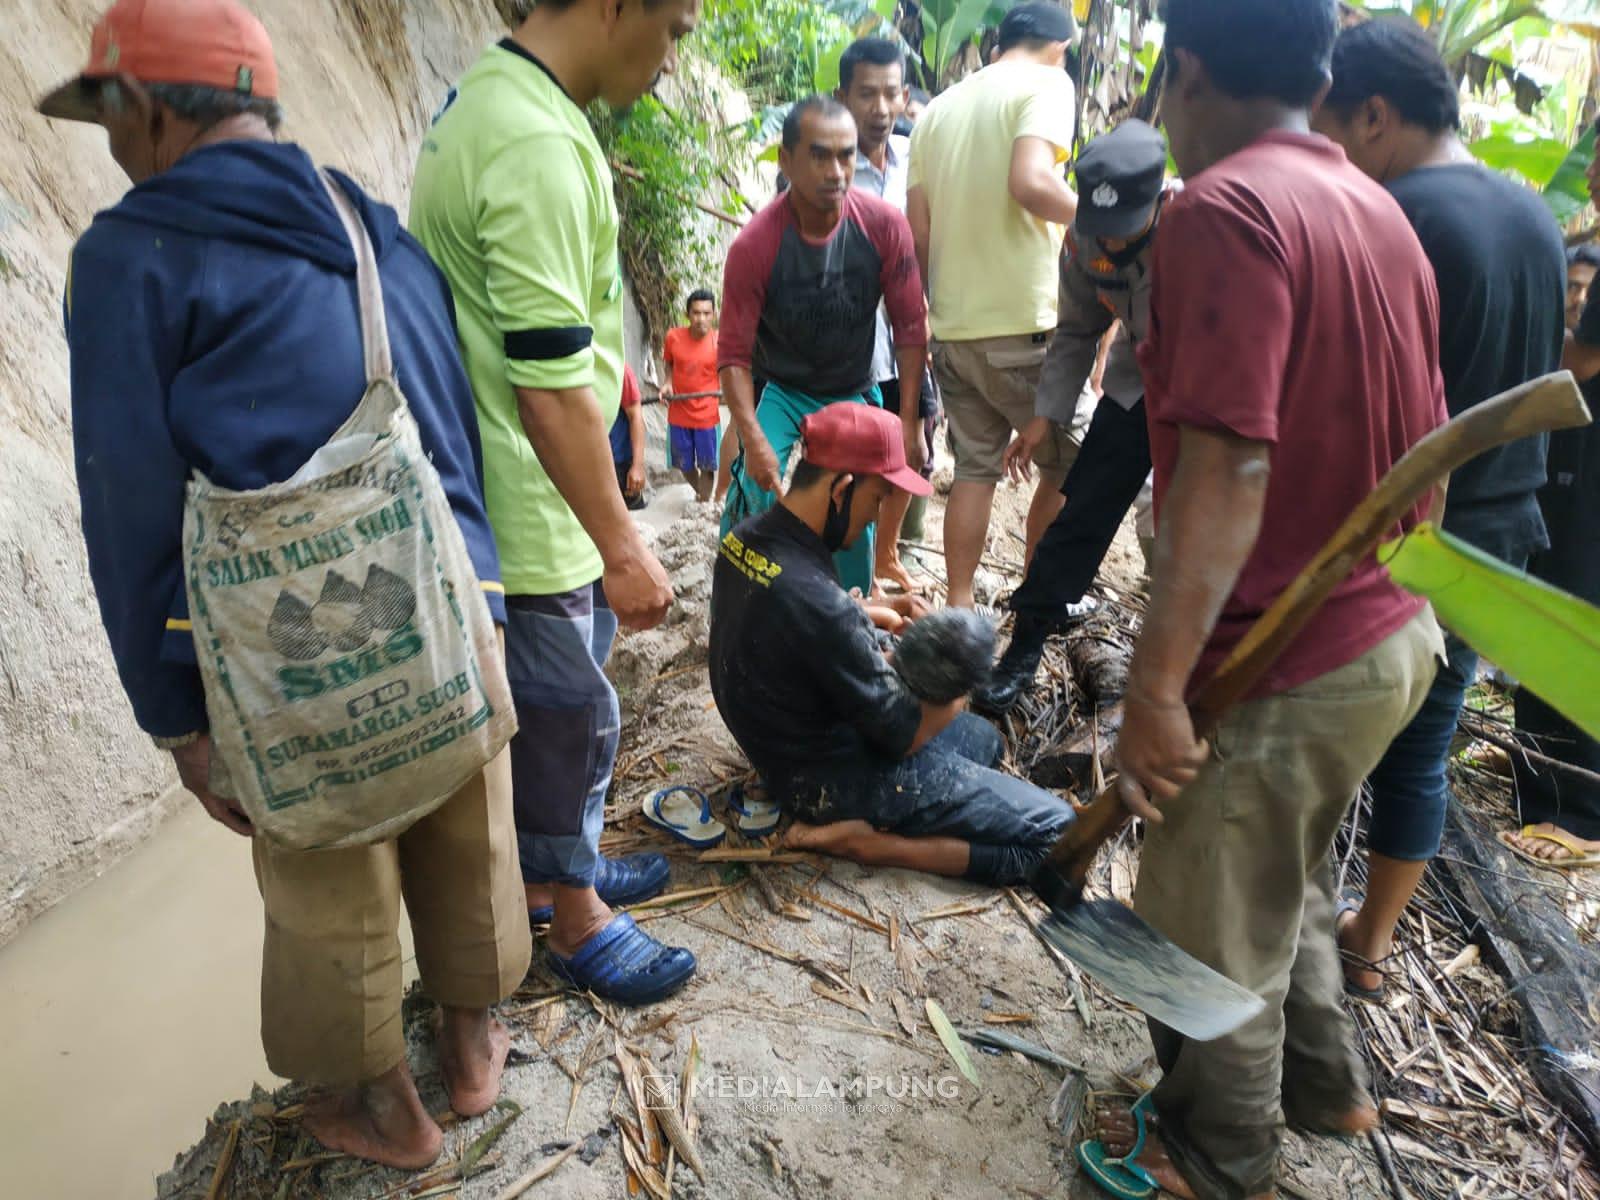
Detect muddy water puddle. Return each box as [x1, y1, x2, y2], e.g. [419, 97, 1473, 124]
[0, 802, 414, 1198]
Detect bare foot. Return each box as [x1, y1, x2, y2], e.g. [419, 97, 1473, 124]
[435, 1007, 512, 1118]
[874, 556, 921, 595]
[1501, 822, 1600, 864]
[1334, 907, 1385, 996]
[1323, 1101, 1379, 1137]
[1092, 1109, 1201, 1200]
[546, 884, 614, 958]
[524, 882, 555, 913]
[302, 1063, 443, 1170]
[782, 819, 874, 856]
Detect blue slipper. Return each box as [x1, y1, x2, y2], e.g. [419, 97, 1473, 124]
[726, 781, 783, 838]
[642, 786, 726, 847]
[546, 913, 697, 1006]
[1076, 1093, 1158, 1199]
[527, 852, 672, 923]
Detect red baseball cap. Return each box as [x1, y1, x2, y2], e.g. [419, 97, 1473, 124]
[799, 403, 933, 497]
[38, 0, 278, 124]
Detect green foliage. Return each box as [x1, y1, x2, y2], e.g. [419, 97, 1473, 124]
[702, 0, 856, 106]
[589, 93, 728, 345]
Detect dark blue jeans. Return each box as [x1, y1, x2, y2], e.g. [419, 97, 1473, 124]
[1364, 634, 1475, 861]
[773, 714, 1075, 884]
[1365, 507, 1537, 862]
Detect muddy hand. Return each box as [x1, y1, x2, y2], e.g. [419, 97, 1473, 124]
[603, 540, 674, 631]
[903, 424, 926, 473]
[171, 735, 253, 837]
[1003, 416, 1049, 484]
[1114, 686, 1208, 824]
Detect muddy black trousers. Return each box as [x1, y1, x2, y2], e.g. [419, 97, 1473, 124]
[1010, 396, 1150, 615]
[772, 714, 1075, 884]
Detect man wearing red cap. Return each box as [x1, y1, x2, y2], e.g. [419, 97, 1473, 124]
[709, 403, 1074, 882]
[41, 0, 529, 1171]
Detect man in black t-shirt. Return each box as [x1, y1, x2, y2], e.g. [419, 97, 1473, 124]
[709, 403, 1074, 884]
[1314, 17, 1565, 994]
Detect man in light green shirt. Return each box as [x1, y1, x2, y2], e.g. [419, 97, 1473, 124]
[411, 0, 702, 1007]
[907, 2, 1081, 609]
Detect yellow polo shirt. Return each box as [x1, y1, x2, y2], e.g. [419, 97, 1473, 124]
[908, 61, 1076, 342]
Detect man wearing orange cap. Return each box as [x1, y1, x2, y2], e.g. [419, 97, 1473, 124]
[709, 403, 1074, 883]
[41, 0, 529, 1170]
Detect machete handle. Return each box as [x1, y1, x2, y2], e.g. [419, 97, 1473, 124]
[1036, 370, 1590, 896]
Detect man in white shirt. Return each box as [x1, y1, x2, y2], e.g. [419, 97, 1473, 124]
[839, 36, 932, 593]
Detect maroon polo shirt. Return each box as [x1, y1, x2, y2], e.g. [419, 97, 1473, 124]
[1139, 130, 1448, 699]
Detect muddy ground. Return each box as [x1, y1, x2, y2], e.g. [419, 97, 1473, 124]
[156, 478, 1587, 1200]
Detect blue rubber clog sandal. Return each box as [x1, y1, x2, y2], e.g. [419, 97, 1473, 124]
[726, 781, 782, 838]
[527, 851, 672, 924]
[642, 786, 726, 848]
[546, 912, 697, 1006]
[1075, 1092, 1158, 1199]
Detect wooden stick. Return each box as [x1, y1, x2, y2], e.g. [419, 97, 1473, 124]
[1457, 715, 1600, 790]
[1039, 372, 1591, 898]
[205, 1120, 241, 1200]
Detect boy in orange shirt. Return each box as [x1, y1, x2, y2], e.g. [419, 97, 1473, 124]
[663, 288, 721, 501]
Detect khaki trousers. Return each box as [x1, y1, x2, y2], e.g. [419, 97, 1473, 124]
[253, 746, 531, 1085]
[1134, 607, 1443, 1198]
[932, 333, 1081, 485]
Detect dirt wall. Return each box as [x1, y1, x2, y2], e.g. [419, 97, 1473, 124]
[0, 0, 508, 943]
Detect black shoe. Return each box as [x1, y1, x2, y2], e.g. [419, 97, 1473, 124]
[972, 613, 1056, 716]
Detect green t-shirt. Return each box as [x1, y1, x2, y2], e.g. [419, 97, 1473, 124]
[410, 40, 624, 596]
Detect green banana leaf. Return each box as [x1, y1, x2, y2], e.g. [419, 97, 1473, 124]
[1379, 523, 1600, 740]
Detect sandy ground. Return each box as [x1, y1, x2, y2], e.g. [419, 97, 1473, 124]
[155, 476, 1408, 1200]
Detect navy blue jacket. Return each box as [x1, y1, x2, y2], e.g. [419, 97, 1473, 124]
[66, 140, 504, 739]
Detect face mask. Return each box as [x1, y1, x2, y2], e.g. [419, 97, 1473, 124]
[822, 479, 857, 551]
[1105, 227, 1154, 268]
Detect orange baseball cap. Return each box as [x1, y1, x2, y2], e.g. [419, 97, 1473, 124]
[38, 0, 278, 124]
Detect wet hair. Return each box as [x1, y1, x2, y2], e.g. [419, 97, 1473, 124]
[1323, 18, 1459, 133]
[839, 37, 904, 92]
[782, 95, 852, 151]
[102, 79, 283, 132]
[1568, 244, 1600, 270]
[686, 288, 716, 311]
[1162, 0, 1336, 106]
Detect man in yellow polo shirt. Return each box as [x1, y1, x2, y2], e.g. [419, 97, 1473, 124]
[411, 0, 701, 1005]
[907, 2, 1080, 609]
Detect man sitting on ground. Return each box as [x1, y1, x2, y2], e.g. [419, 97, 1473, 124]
[719, 95, 928, 596]
[663, 289, 721, 502]
[709, 403, 1075, 884]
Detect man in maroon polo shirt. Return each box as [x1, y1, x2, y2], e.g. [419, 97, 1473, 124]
[1087, 1, 1448, 1197]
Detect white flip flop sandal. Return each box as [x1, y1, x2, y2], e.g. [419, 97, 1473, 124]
[727, 781, 783, 838]
[642, 786, 726, 848]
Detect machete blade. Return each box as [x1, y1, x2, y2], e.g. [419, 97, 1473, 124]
[1037, 899, 1265, 1042]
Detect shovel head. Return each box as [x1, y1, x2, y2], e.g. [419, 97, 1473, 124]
[1036, 899, 1265, 1042]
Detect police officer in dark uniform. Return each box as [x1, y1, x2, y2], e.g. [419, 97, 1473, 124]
[977, 120, 1172, 714]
